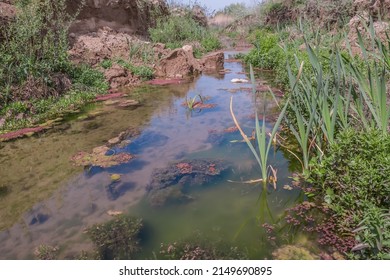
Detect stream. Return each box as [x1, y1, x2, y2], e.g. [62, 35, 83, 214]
[0, 51, 304, 259]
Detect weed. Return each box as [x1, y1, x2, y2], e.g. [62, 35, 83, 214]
[86, 215, 143, 260]
[100, 59, 113, 70]
[117, 60, 154, 80]
[34, 244, 59, 260]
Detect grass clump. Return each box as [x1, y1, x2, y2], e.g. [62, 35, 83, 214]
[149, 14, 221, 54]
[117, 60, 154, 81]
[86, 215, 144, 260]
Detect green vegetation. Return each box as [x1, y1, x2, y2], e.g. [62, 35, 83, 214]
[117, 59, 154, 81]
[309, 129, 390, 259]
[86, 215, 144, 260]
[159, 233, 248, 260]
[241, 0, 390, 259]
[0, 0, 108, 133]
[149, 13, 221, 54]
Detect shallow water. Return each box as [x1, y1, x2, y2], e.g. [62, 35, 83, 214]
[0, 52, 302, 259]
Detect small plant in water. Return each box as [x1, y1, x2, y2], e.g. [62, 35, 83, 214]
[34, 244, 59, 260]
[86, 215, 143, 260]
[183, 94, 204, 110]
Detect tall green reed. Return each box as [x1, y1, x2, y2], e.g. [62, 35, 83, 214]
[230, 65, 288, 185]
[344, 22, 390, 134]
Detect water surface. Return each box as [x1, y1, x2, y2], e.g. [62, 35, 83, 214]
[0, 52, 301, 259]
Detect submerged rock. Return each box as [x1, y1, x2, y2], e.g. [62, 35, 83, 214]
[106, 181, 134, 201]
[0, 126, 48, 142]
[147, 159, 230, 192]
[106, 127, 140, 148]
[272, 245, 319, 260]
[147, 159, 229, 207]
[71, 146, 133, 168]
[148, 186, 194, 207]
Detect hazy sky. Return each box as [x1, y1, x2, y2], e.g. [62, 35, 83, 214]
[173, 0, 256, 13]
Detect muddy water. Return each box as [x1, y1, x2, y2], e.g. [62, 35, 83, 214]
[0, 52, 301, 259]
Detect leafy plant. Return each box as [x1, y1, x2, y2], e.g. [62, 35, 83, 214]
[117, 60, 154, 80]
[309, 129, 390, 218]
[201, 34, 222, 52]
[69, 64, 108, 92]
[245, 29, 284, 70]
[352, 204, 390, 260]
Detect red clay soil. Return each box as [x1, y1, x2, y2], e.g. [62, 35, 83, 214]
[0, 127, 46, 142]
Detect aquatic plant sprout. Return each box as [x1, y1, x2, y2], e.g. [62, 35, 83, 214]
[230, 65, 288, 186]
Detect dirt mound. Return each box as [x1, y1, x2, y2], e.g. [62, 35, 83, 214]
[155, 45, 201, 78]
[0, 1, 16, 40]
[67, 0, 168, 36]
[170, 5, 208, 27]
[353, 0, 390, 19]
[68, 27, 149, 64]
[225, 14, 259, 33]
[191, 5, 208, 27]
[209, 14, 235, 28]
[155, 45, 224, 78]
[346, 11, 390, 55]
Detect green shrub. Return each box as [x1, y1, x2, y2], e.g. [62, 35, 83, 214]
[131, 65, 154, 80]
[69, 65, 108, 92]
[149, 14, 220, 54]
[0, 0, 77, 95]
[307, 129, 390, 259]
[149, 15, 205, 46]
[309, 129, 390, 218]
[117, 60, 154, 80]
[201, 34, 222, 52]
[87, 215, 144, 260]
[245, 29, 284, 70]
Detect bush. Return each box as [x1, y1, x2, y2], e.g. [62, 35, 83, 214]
[149, 15, 205, 46]
[308, 129, 390, 259]
[149, 14, 221, 54]
[87, 215, 144, 260]
[117, 60, 154, 81]
[310, 129, 390, 215]
[68, 64, 108, 92]
[0, 0, 76, 98]
[245, 29, 284, 70]
[201, 34, 222, 52]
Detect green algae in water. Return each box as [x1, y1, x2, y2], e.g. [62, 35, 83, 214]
[130, 174, 302, 259]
